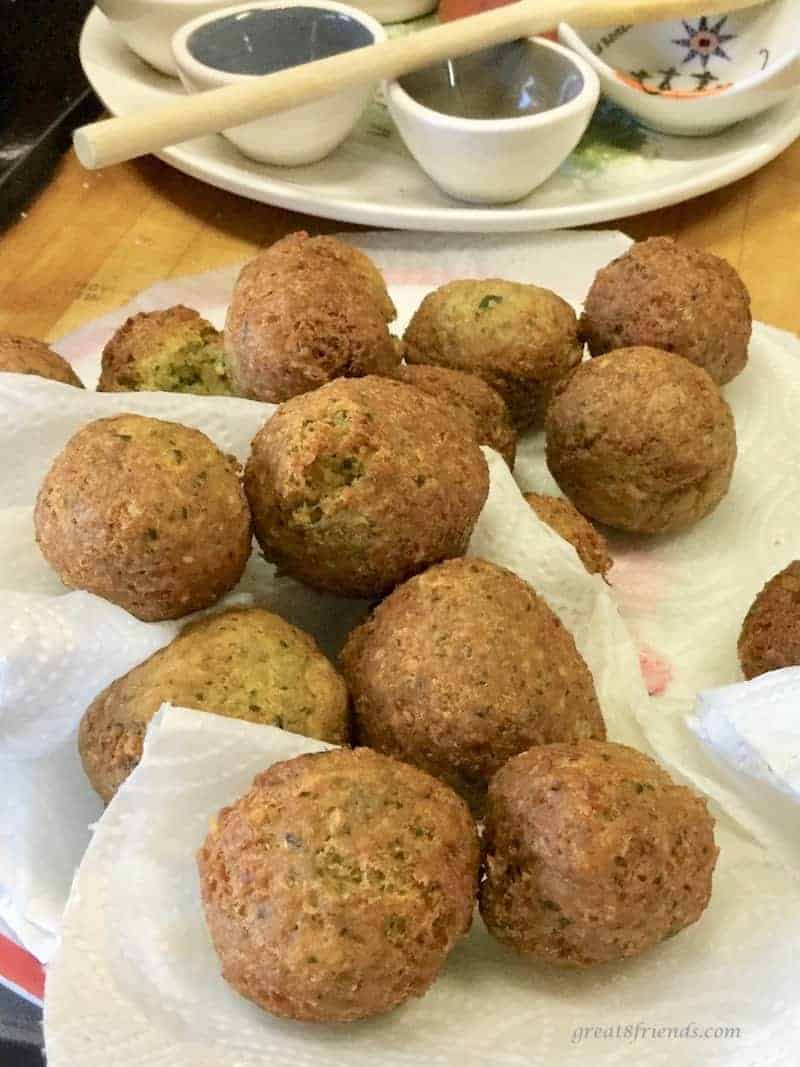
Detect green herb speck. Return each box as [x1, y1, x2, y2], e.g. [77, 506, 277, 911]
[478, 294, 503, 311]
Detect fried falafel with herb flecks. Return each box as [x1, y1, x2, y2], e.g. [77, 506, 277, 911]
[524, 492, 611, 576]
[580, 237, 751, 385]
[396, 363, 516, 467]
[198, 747, 479, 1022]
[266, 231, 396, 323]
[245, 376, 489, 599]
[738, 561, 800, 679]
[340, 557, 605, 813]
[480, 741, 718, 965]
[224, 247, 398, 403]
[0, 334, 83, 387]
[34, 414, 252, 621]
[403, 279, 582, 430]
[79, 606, 349, 803]
[546, 346, 736, 535]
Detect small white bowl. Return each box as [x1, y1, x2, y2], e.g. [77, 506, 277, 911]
[559, 0, 800, 137]
[96, 0, 245, 77]
[172, 1, 386, 166]
[385, 36, 599, 205]
[353, 0, 436, 24]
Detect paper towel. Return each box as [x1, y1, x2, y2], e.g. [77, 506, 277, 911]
[44, 705, 799, 1067]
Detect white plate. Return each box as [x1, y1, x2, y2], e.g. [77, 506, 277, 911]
[80, 7, 800, 232]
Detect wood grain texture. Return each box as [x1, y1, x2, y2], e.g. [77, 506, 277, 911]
[0, 141, 798, 343]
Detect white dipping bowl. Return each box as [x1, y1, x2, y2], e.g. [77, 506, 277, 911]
[385, 36, 600, 205]
[353, 0, 436, 25]
[559, 0, 800, 136]
[96, 0, 245, 77]
[172, 1, 385, 167]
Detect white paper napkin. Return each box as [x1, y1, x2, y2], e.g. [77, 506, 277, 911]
[44, 704, 800, 1067]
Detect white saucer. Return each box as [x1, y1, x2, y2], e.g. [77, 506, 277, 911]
[80, 7, 800, 232]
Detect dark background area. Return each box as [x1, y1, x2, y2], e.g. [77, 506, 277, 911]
[0, 0, 102, 228]
[0, 984, 42, 1063]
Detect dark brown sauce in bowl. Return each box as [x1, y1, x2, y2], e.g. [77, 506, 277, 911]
[399, 40, 585, 119]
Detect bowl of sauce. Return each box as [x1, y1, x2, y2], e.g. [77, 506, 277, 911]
[172, 1, 385, 166]
[385, 37, 599, 204]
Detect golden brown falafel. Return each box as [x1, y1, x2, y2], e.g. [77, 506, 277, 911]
[580, 237, 751, 385]
[245, 376, 489, 599]
[224, 247, 399, 403]
[266, 231, 396, 322]
[403, 279, 582, 430]
[0, 334, 83, 387]
[397, 363, 517, 467]
[340, 557, 605, 813]
[79, 606, 349, 803]
[34, 414, 252, 621]
[524, 492, 611, 576]
[198, 747, 479, 1022]
[738, 561, 800, 679]
[479, 740, 718, 965]
[545, 346, 736, 535]
[97, 306, 231, 395]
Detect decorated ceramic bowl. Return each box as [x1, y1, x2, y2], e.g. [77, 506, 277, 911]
[559, 0, 800, 136]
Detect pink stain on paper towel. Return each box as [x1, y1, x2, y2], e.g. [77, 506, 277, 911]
[608, 550, 673, 695]
[638, 645, 673, 696]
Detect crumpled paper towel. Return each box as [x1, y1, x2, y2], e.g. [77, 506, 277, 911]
[4, 231, 800, 1055]
[686, 668, 800, 868]
[44, 704, 799, 1067]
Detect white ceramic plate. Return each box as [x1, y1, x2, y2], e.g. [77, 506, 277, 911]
[80, 6, 800, 232]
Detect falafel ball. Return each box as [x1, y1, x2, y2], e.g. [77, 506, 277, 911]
[79, 606, 349, 803]
[0, 334, 83, 387]
[738, 561, 800, 679]
[340, 558, 605, 813]
[479, 740, 718, 965]
[524, 493, 611, 577]
[245, 376, 489, 599]
[580, 237, 751, 385]
[224, 246, 399, 403]
[403, 279, 582, 430]
[266, 231, 396, 322]
[397, 363, 517, 468]
[198, 747, 479, 1022]
[34, 414, 252, 621]
[546, 347, 736, 535]
[97, 306, 231, 395]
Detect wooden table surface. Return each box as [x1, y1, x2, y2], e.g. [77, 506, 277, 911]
[1, 141, 798, 342]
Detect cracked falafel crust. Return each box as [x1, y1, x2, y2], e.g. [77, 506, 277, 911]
[244, 376, 489, 599]
[97, 306, 231, 395]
